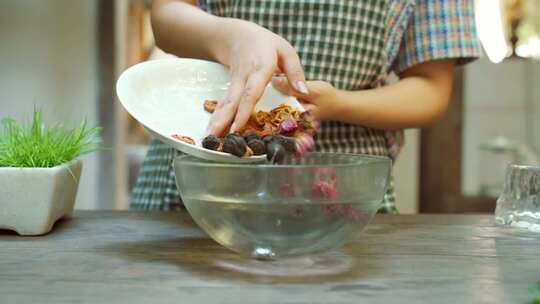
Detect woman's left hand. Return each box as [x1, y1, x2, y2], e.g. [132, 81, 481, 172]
[272, 76, 341, 122]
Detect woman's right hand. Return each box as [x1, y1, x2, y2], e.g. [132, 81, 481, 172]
[206, 18, 308, 136]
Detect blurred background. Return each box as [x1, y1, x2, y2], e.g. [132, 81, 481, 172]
[0, 0, 538, 213]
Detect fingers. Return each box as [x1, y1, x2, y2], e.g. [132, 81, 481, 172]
[271, 76, 297, 96]
[206, 75, 246, 136]
[208, 43, 306, 135]
[230, 67, 273, 132]
[278, 47, 309, 95]
[301, 103, 317, 113]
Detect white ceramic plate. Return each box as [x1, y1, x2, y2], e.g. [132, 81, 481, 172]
[116, 58, 304, 163]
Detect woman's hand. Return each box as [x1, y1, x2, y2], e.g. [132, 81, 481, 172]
[271, 76, 341, 122]
[206, 18, 308, 136]
[276, 59, 455, 130]
[151, 1, 307, 135]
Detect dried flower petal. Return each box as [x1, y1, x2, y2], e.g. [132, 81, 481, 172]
[203, 100, 218, 113]
[278, 119, 298, 135]
[320, 203, 340, 218]
[288, 206, 305, 218]
[311, 180, 338, 201]
[244, 146, 254, 157]
[280, 183, 296, 197]
[294, 132, 315, 157]
[171, 134, 195, 145]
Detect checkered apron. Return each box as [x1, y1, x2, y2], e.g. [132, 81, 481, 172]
[131, 0, 415, 213]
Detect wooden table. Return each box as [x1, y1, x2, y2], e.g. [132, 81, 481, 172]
[1, 211, 539, 304]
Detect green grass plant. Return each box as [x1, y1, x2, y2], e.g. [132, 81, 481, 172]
[0, 109, 101, 168]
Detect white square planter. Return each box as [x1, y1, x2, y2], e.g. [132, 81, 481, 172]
[0, 160, 82, 235]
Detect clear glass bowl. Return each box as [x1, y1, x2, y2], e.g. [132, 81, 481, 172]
[174, 153, 391, 259]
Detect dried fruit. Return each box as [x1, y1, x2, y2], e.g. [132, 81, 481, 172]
[228, 132, 244, 141]
[311, 180, 338, 201]
[223, 133, 247, 157]
[280, 183, 296, 197]
[298, 111, 320, 136]
[203, 100, 218, 113]
[266, 142, 285, 163]
[197, 100, 319, 158]
[243, 104, 300, 137]
[261, 135, 295, 154]
[275, 135, 296, 153]
[244, 131, 261, 143]
[202, 135, 221, 151]
[295, 132, 315, 157]
[247, 139, 266, 155]
[262, 135, 276, 145]
[277, 119, 298, 135]
[171, 134, 195, 145]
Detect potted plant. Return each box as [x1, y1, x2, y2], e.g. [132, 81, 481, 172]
[0, 109, 100, 235]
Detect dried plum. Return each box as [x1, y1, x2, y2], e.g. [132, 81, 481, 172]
[223, 133, 247, 157]
[247, 139, 266, 155]
[243, 132, 261, 143]
[202, 135, 221, 151]
[266, 142, 285, 163]
[275, 135, 296, 153]
[262, 135, 277, 145]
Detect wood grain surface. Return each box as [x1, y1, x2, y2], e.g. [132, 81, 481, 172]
[1, 211, 539, 304]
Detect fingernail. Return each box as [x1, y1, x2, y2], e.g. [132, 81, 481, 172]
[296, 81, 309, 95]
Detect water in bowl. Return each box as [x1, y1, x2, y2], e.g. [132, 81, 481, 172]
[183, 194, 380, 259]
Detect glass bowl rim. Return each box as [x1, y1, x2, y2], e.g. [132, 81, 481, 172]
[174, 152, 391, 169]
[507, 164, 540, 171]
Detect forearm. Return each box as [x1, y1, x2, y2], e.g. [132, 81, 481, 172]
[332, 60, 455, 129]
[151, 0, 226, 63]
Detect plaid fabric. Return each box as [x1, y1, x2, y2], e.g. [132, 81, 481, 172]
[131, 140, 184, 211]
[393, 0, 483, 74]
[131, 0, 481, 214]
